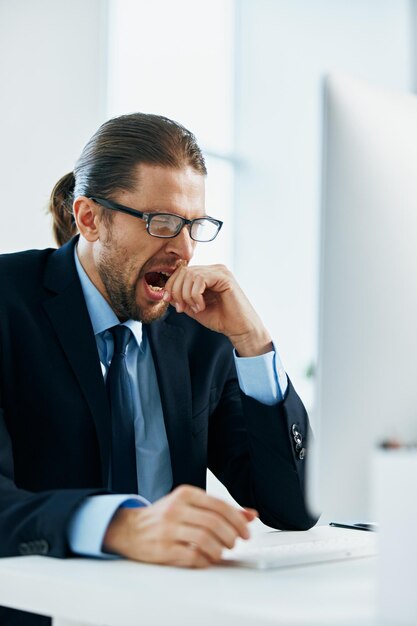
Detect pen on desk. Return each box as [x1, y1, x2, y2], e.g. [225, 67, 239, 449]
[379, 438, 402, 449]
[329, 522, 378, 532]
[379, 438, 417, 450]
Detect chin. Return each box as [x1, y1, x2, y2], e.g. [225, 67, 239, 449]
[138, 301, 169, 324]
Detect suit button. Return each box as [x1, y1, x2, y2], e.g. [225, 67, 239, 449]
[37, 540, 49, 555]
[18, 542, 30, 556]
[293, 433, 303, 445]
[298, 448, 306, 460]
[18, 539, 50, 555]
[291, 424, 300, 436]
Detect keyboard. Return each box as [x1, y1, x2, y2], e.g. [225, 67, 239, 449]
[221, 525, 378, 570]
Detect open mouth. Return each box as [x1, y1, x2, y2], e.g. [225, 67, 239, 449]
[144, 271, 171, 292]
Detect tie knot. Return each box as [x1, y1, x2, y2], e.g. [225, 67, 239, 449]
[109, 325, 132, 356]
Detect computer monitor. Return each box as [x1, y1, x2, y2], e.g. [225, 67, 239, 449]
[310, 73, 417, 522]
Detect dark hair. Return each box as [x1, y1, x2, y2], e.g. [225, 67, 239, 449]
[48, 113, 207, 247]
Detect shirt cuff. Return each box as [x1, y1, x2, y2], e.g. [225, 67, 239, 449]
[234, 343, 288, 405]
[67, 494, 149, 558]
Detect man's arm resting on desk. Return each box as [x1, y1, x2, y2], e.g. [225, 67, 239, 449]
[98, 346, 311, 567]
[206, 356, 317, 531]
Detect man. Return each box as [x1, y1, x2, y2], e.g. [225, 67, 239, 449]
[0, 113, 316, 625]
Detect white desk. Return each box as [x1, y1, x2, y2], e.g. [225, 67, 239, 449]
[0, 526, 378, 626]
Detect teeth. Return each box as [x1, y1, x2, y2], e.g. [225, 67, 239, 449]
[149, 285, 163, 292]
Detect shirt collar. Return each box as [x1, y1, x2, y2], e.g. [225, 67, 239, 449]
[74, 246, 143, 348]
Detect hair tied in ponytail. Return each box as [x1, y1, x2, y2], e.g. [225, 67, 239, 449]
[48, 171, 77, 247]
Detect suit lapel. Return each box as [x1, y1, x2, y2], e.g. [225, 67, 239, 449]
[42, 241, 197, 490]
[42, 239, 111, 485]
[147, 316, 195, 488]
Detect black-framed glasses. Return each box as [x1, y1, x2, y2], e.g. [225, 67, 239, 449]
[90, 197, 223, 242]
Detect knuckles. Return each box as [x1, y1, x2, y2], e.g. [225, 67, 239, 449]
[161, 502, 180, 524]
[170, 264, 232, 286]
[172, 484, 196, 500]
[159, 485, 195, 520]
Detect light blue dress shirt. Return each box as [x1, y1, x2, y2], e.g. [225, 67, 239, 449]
[68, 248, 288, 557]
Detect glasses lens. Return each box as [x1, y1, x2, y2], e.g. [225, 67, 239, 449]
[191, 218, 220, 242]
[148, 214, 183, 237]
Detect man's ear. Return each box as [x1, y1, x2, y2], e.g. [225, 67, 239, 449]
[73, 197, 101, 242]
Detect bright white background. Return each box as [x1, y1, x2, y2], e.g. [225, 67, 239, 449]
[1, 0, 416, 500]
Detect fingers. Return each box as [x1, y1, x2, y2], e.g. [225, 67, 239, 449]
[159, 485, 255, 560]
[241, 508, 259, 522]
[170, 488, 258, 564]
[164, 266, 205, 314]
[179, 507, 242, 549]
[175, 525, 225, 563]
[164, 265, 229, 314]
[183, 487, 252, 540]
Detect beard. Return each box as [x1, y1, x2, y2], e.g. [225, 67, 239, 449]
[96, 238, 169, 324]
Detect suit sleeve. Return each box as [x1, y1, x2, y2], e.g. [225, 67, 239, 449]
[0, 402, 109, 558]
[234, 346, 288, 403]
[207, 362, 318, 531]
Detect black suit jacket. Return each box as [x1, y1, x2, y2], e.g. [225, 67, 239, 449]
[0, 238, 316, 624]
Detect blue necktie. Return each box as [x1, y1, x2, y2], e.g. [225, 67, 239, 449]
[106, 325, 138, 493]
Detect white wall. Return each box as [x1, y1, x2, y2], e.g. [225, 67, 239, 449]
[234, 0, 414, 408]
[0, 0, 108, 253]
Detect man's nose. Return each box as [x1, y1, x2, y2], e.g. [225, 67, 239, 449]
[165, 226, 196, 261]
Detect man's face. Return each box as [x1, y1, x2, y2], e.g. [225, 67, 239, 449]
[94, 164, 205, 322]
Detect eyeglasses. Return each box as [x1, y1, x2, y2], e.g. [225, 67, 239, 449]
[90, 197, 223, 242]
